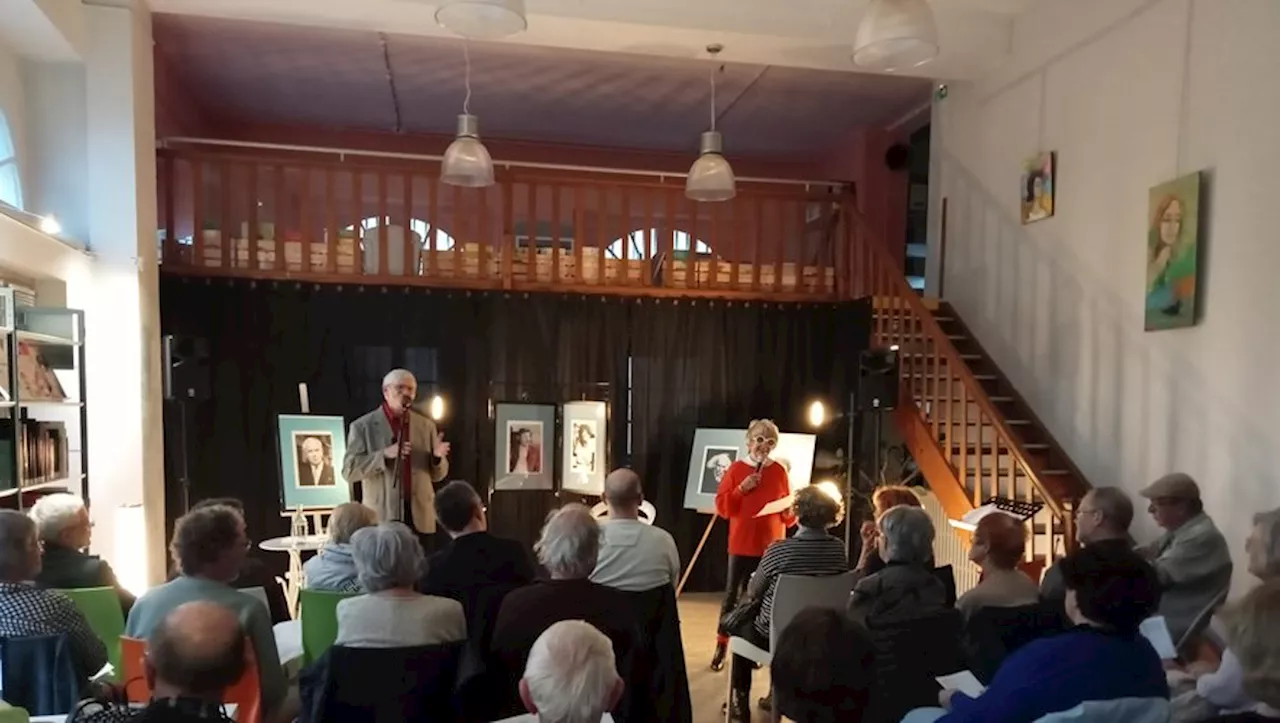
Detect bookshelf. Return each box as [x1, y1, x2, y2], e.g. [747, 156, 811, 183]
[0, 287, 88, 508]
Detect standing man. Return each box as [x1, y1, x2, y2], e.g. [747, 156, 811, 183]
[343, 369, 451, 552]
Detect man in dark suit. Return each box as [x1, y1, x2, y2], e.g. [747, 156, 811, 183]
[30, 493, 136, 615]
[296, 436, 335, 487]
[419, 480, 535, 610]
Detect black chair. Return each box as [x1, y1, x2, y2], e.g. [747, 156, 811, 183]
[863, 608, 965, 723]
[933, 565, 958, 607]
[963, 601, 1064, 684]
[299, 642, 463, 723]
[619, 585, 692, 723]
[0, 634, 82, 716]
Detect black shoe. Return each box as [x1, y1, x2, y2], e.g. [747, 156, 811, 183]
[759, 691, 772, 712]
[710, 641, 727, 671]
[729, 690, 752, 722]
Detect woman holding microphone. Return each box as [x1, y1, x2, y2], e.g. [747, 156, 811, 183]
[711, 419, 796, 671]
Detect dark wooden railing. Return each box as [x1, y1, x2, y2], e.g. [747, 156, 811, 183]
[157, 147, 850, 301]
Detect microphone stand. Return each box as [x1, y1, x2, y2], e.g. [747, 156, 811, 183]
[390, 399, 412, 495]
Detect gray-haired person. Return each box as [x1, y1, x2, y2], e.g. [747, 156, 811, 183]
[342, 369, 451, 551]
[509, 620, 624, 723]
[848, 505, 948, 628]
[30, 492, 136, 614]
[333, 522, 465, 648]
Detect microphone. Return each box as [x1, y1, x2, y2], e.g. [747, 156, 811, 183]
[755, 459, 764, 474]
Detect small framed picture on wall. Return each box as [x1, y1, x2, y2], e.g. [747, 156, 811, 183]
[494, 402, 557, 491]
[561, 400, 607, 495]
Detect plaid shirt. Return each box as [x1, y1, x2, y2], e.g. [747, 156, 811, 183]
[0, 581, 108, 679]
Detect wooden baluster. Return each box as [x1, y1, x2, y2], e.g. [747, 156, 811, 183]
[772, 200, 783, 294]
[189, 159, 202, 269]
[1007, 450, 1016, 500]
[459, 185, 472, 279]
[551, 185, 562, 284]
[247, 166, 259, 272]
[974, 409, 984, 505]
[957, 382, 967, 495]
[662, 187, 675, 288]
[221, 162, 232, 269]
[377, 171, 389, 276]
[729, 198, 739, 292]
[642, 187, 654, 286]
[479, 183, 491, 282]
[403, 173, 415, 276]
[451, 182, 462, 278]
[990, 434, 999, 506]
[931, 346, 942, 438]
[300, 167, 311, 274]
[351, 172, 362, 276]
[620, 186, 633, 286]
[501, 179, 514, 288]
[428, 176, 439, 279]
[709, 199, 721, 290]
[274, 163, 286, 272]
[324, 168, 335, 274]
[751, 199, 763, 292]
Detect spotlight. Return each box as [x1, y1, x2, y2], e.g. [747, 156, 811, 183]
[807, 400, 827, 429]
[815, 480, 843, 504]
[428, 394, 446, 421]
[39, 215, 61, 235]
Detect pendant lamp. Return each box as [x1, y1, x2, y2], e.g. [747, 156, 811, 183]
[441, 43, 495, 188]
[686, 44, 736, 203]
[853, 0, 939, 72]
[435, 0, 528, 40]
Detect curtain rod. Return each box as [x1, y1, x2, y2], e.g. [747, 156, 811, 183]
[160, 137, 844, 190]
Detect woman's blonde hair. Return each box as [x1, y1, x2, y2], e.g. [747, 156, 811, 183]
[328, 502, 378, 545]
[1224, 579, 1280, 708]
[746, 419, 780, 442]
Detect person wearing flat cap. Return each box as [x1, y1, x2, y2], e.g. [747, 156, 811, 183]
[1136, 472, 1233, 652]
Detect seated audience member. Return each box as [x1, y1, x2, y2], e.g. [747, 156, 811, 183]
[75, 601, 247, 723]
[490, 504, 640, 720]
[590, 469, 680, 592]
[419, 480, 534, 598]
[1202, 580, 1280, 723]
[770, 607, 877, 723]
[497, 620, 623, 723]
[848, 505, 948, 629]
[1042, 487, 1138, 606]
[30, 493, 136, 614]
[1172, 507, 1280, 721]
[186, 498, 291, 625]
[854, 485, 925, 576]
[302, 502, 377, 592]
[0, 509, 107, 685]
[956, 513, 1038, 618]
[725, 486, 848, 722]
[126, 505, 294, 723]
[904, 543, 1168, 723]
[1138, 474, 1233, 647]
[333, 522, 465, 648]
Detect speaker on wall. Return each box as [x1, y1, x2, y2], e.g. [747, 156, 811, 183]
[162, 335, 210, 401]
[857, 347, 899, 411]
[884, 143, 910, 172]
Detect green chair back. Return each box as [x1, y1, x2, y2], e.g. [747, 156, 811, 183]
[57, 586, 125, 681]
[299, 588, 359, 664]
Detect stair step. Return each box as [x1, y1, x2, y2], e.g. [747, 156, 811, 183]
[958, 466, 1073, 477]
[903, 352, 983, 361]
[911, 373, 996, 382]
[917, 396, 1014, 404]
[948, 442, 1051, 453]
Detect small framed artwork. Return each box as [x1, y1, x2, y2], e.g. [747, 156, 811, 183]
[276, 414, 351, 510]
[494, 403, 556, 491]
[1145, 171, 1203, 331]
[682, 428, 819, 513]
[1020, 151, 1056, 224]
[562, 400, 607, 495]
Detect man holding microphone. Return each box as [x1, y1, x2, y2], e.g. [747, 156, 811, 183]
[710, 419, 796, 671]
[343, 369, 451, 552]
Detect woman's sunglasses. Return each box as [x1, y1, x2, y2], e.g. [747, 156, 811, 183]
[752, 436, 777, 447]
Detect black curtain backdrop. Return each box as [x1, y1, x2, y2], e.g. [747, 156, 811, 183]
[159, 277, 869, 592]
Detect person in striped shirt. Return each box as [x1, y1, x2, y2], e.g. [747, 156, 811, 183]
[725, 485, 848, 721]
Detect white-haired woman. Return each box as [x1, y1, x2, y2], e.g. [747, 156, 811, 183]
[29, 493, 136, 614]
[333, 522, 465, 648]
[711, 419, 796, 671]
[1203, 580, 1280, 722]
[1173, 507, 1280, 722]
[848, 505, 948, 627]
[303, 502, 378, 592]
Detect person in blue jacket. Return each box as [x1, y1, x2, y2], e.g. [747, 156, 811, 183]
[905, 543, 1170, 723]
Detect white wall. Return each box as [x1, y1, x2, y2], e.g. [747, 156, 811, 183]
[22, 61, 88, 241]
[0, 38, 27, 207]
[931, 0, 1280, 595]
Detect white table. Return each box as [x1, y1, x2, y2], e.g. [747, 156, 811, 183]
[259, 535, 326, 618]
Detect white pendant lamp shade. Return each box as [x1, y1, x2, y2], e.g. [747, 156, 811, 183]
[853, 0, 939, 72]
[686, 131, 736, 203]
[435, 0, 527, 40]
[441, 114, 495, 188]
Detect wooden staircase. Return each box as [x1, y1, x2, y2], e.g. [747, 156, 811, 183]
[846, 213, 1090, 569]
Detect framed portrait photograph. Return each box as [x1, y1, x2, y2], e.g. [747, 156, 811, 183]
[682, 428, 819, 513]
[276, 414, 351, 510]
[494, 403, 556, 491]
[562, 400, 607, 494]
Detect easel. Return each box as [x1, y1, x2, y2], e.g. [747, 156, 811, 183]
[675, 513, 719, 596]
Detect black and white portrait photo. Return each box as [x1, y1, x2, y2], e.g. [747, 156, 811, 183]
[570, 421, 597, 474]
[294, 432, 336, 487]
[700, 446, 738, 495]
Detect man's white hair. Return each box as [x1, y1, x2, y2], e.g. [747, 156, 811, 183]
[381, 368, 416, 390]
[535, 504, 599, 579]
[28, 493, 86, 542]
[523, 620, 619, 723]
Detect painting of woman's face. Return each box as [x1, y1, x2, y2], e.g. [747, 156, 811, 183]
[1032, 175, 1045, 200]
[1159, 198, 1183, 245]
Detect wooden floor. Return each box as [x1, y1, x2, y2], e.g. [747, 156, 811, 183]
[678, 593, 771, 723]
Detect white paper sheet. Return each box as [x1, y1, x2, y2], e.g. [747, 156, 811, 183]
[948, 503, 1020, 532]
[936, 670, 986, 698]
[756, 494, 795, 517]
[1140, 616, 1178, 660]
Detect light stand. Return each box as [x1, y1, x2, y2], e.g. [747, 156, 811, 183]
[843, 389, 861, 559]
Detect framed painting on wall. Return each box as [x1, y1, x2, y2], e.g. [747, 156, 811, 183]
[494, 402, 556, 491]
[562, 400, 607, 495]
[1020, 151, 1056, 224]
[1145, 171, 1203, 331]
[276, 414, 351, 510]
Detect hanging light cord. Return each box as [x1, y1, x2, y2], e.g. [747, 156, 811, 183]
[709, 62, 717, 131]
[463, 40, 473, 115]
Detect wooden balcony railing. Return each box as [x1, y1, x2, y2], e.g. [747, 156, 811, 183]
[845, 210, 1088, 562]
[156, 147, 853, 301]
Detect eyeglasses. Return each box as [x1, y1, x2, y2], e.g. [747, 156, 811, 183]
[752, 436, 777, 447]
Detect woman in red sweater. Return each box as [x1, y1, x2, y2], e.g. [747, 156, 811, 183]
[710, 419, 796, 671]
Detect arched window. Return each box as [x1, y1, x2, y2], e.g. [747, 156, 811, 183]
[0, 110, 21, 209]
[606, 229, 712, 260]
[347, 215, 455, 250]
